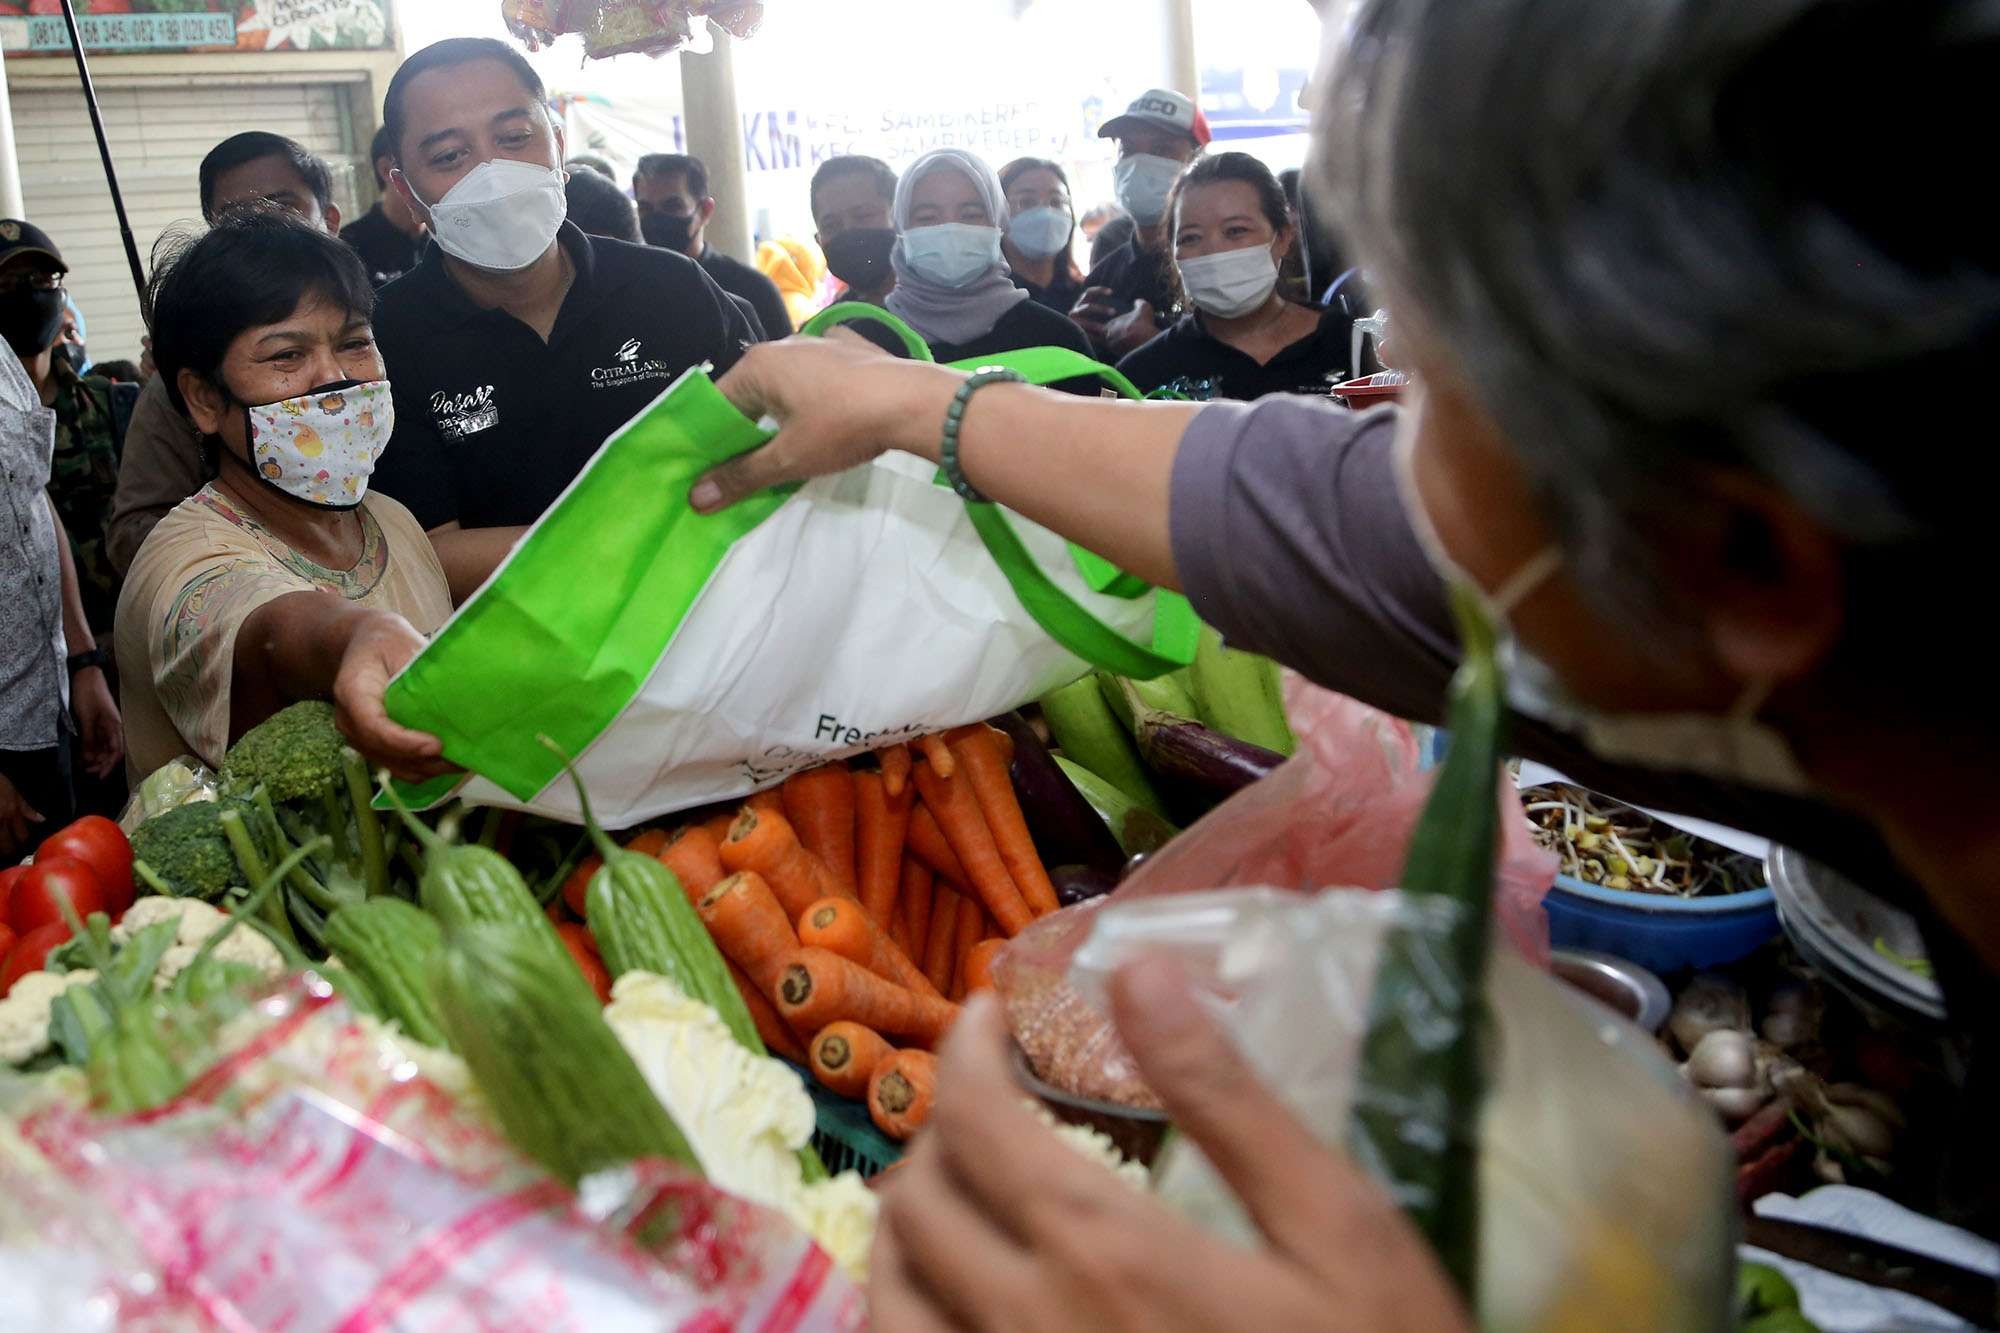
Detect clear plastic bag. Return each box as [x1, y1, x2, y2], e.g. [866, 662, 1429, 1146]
[1067, 887, 1736, 1331]
[116, 757, 218, 834]
[999, 683, 1555, 1107]
[0, 978, 860, 1331]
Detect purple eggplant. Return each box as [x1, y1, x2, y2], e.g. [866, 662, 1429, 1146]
[1133, 713, 1285, 798]
[992, 711, 1128, 877]
[1051, 864, 1120, 907]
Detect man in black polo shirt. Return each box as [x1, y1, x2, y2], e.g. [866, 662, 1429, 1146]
[1071, 88, 1210, 359]
[341, 126, 425, 288]
[370, 39, 757, 598]
[634, 153, 793, 338]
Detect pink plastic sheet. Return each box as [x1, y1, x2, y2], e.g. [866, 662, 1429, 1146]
[4, 979, 860, 1332]
[999, 682, 1555, 1107]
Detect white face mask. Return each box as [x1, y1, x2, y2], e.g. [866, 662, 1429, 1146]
[242, 379, 394, 510]
[420, 158, 568, 272]
[1179, 244, 1280, 319]
[898, 223, 1003, 289]
[1006, 205, 1073, 260]
[1391, 413, 1815, 795]
[1114, 154, 1185, 227]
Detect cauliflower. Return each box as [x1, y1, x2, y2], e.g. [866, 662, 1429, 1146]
[605, 972, 878, 1280]
[113, 897, 284, 983]
[1030, 1102, 1150, 1189]
[0, 969, 99, 1066]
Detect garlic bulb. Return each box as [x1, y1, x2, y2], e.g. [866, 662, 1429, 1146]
[1670, 974, 1751, 1055]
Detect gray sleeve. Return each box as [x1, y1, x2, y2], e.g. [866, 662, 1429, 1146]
[1169, 398, 1462, 726]
[1166, 396, 1907, 883]
[107, 376, 206, 576]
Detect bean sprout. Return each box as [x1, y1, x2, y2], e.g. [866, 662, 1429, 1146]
[1522, 784, 1766, 898]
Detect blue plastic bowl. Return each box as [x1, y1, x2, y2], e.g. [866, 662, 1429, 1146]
[1543, 873, 1780, 974]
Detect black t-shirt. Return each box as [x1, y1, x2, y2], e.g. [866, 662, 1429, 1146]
[1012, 264, 1084, 316]
[1081, 236, 1177, 319]
[846, 299, 1101, 396]
[372, 223, 758, 531]
[699, 246, 794, 339]
[340, 203, 420, 288]
[1117, 305, 1357, 402]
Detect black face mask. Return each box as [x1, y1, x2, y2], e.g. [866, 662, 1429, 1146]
[55, 342, 87, 376]
[0, 288, 67, 361]
[641, 209, 696, 251]
[822, 228, 897, 291]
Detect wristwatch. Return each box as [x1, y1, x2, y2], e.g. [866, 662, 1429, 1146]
[66, 648, 109, 676]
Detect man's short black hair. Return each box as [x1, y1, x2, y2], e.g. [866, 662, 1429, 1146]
[383, 37, 549, 164]
[146, 208, 376, 427]
[565, 168, 641, 245]
[199, 132, 334, 223]
[369, 125, 395, 188]
[809, 155, 898, 225]
[636, 153, 707, 199]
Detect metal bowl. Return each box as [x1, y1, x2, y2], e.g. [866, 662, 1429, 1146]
[1010, 1045, 1170, 1166]
[1767, 846, 1946, 1027]
[1550, 949, 1673, 1033]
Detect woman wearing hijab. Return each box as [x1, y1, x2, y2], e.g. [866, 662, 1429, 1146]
[999, 157, 1087, 315]
[878, 148, 1094, 369]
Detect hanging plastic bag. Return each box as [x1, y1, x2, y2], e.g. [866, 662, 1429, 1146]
[999, 678, 1554, 1108]
[384, 308, 1199, 827]
[1063, 886, 1736, 1332]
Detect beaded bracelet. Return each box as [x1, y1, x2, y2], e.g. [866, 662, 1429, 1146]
[941, 367, 1028, 502]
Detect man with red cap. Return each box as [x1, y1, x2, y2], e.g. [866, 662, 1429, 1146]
[1070, 88, 1211, 357]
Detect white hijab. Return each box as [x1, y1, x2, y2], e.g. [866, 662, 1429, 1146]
[887, 148, 1030, 348]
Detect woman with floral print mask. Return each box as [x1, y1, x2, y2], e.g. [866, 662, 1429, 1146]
[114, 211, 456, 784]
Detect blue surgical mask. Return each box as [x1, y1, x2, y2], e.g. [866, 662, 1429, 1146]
[1115, 154, 1185, 227]
[1006, 206, 1073, 260]
[898, 224, 1003, 289]
[1391, 411, 1814, 795]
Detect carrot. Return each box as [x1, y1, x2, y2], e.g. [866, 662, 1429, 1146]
[800, 896, 942, 999]
[960, 938, 1004, 995]
[911, 762, 1034, 937]
[659, 825, 726, 905]
[783, 765, 859, 897]
[808, 1021, 895, 1099]
[731, 959, 807, 1062]
[747, 789, 786, 817]
[923, 887, 962, 996]
[720, 807, 843, 919]
[853, 770, 914, 927]
[952, 901, 987, 1000]
[697, 871, 800, 993]
[901, 861, 934, 966]
[878, 742, 913, 799]
[556, 923, 613, 1004]
[905, 804, 969, 887]
[561, 853, 604, 919]
[777, 947, 960, 1047]
[623, 828, 671, 859]
[949, 725, 1060, 918]
[915, 733, 955, 778]
[868, 1049, 939, 1140]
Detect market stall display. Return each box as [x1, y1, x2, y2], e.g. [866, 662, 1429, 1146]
[503, 0, 767, 59]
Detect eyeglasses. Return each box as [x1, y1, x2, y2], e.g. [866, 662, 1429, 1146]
[0, 270, 64, 295]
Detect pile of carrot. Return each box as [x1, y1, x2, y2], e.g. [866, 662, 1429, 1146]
[541, 723, 1055, 1140]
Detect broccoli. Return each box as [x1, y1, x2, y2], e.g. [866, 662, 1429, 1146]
[220, 701, 392, 940]
[129, 798, 256, 902]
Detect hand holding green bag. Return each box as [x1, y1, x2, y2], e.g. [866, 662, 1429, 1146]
[383, 307, 1196, 825]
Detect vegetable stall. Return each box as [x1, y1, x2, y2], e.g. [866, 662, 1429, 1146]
[2, 613, 1983, 1325]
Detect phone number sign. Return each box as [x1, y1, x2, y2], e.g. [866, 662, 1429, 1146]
[24, 13, 237, 50]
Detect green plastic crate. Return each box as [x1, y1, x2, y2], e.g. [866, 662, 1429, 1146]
[792, 1065, 903, 1177]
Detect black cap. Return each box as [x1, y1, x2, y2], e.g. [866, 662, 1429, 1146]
[0, 220, 66, 272]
